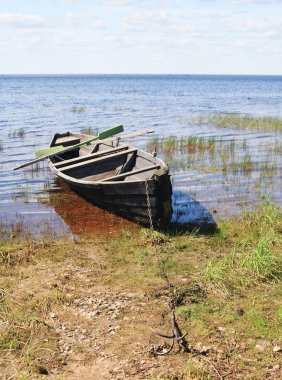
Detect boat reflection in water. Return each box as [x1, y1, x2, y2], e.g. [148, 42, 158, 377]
[41, 179, 139, 238]
[41, 179, 217, 238]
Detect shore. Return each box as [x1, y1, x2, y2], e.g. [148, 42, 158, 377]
[0, 199, 281, 379]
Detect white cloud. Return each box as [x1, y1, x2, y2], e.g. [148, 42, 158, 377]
[65, 11, 95, 23]
[219, 16, 282, 35]
[104, 0, 176, 5]
[233, 0, 282, 4]
[65, 11, 106, 29]
[57, 0, 84, 4]
[125, 10, 169, 24]
[123, 10, 170, 32]
[0, 13, 45, 28]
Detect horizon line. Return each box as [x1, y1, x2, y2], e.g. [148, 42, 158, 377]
[1, 73, 282, 77]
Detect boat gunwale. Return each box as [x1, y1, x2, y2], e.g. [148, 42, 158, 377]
[48, 138, 169, 186]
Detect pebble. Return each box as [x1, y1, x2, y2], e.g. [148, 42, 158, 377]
[200, 345, 211, 354]
[271, 364, 280, 371]
[50, 312, 56, 319]
[217, 326, 226, 332]
[78, 334, 86, 341]
[273, 346, 282, 353]
[255, 344, 265, 352]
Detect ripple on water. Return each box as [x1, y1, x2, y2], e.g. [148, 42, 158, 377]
[0, 75, 281, 237]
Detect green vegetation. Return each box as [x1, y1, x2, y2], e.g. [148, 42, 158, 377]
[147, 135, 282, 205]
[8, 128, 26, 138]
[194, 113, 282, 132]
[80, 126, 99, 135]
[1, 200, 281, 378]
[71, 106, 86, 113]
[147, 135, 217, 155]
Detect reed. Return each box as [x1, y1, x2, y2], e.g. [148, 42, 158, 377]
[80, 126, 99, 135]
[194, 113, 282, 132]
[147, 135, 217, 155]
[71, 106, 86, 113]
[8, 128, 26, 138]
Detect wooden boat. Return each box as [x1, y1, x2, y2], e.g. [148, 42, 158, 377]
[48, 132, 172, 227]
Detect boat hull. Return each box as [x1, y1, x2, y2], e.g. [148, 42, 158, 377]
[48, 132, 172, 228]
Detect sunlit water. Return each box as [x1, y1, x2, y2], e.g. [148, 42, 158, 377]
[0, 75, 281, 237]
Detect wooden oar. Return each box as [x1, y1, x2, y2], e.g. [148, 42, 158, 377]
[13, 125, 123, 170]
[104, 129, 155, 142]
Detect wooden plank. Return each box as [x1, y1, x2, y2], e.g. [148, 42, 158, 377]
[60, 148, 137, 172]
[100, 164, 160, 182]
[54, 136, 80, 147]
[54, 146, 130, 168]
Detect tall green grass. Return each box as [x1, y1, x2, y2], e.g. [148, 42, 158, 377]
[195, 114, 282, 132]
[205, 199, 282, 287]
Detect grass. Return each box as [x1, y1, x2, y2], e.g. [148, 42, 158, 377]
[147, 134, 282, 210]
[147, 136, 217, 155]
[194, 113, 282, 132]
[71, 106, 86, 113]
[0, 200, 281, 378]
[8, 128, 26, 138]
[205, 198, 282, 293]
[80, 126, 99, 135]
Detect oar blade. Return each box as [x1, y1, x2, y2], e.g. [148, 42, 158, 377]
[14, 124, 124, 170]
[35, 145, 64, 158]
[98, 124, 124, 140]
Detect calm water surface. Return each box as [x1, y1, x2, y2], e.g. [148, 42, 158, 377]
[0, 75, 281, 237]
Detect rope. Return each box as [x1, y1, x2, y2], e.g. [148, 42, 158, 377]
[145, 179, 154, 232]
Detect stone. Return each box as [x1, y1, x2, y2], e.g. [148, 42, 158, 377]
[217, 326, 226, 332]
[200, 345, 211, 354]
[271, 364, 280, 371]
[273, 346, 282, 353]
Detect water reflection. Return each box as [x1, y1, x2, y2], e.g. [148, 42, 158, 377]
[171, 189, 217, 233]
[40, 179, 138, 237]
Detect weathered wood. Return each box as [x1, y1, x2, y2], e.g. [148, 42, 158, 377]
[53, 135, 80, 147]
[48, 131, 172, 227]
[60, 148, 137, 172]
[100, 164, 160, 182]
[54, 146, 130, 168]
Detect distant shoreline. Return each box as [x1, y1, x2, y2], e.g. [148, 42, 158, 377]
[1, 73, 282, 78]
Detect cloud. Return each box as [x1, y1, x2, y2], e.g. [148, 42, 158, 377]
[0, 13, 45, 28]
[233, 0, 282, 4]
[57, 0, 84, 4]
[104, 0, 176, 6]
[64, 11, 107, 29]
[65, 11, 96, 23]
[218, 16, 282, 35]
[123, 10, 170, 31]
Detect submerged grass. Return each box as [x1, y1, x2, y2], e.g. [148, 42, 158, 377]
[80, 126, 99, 135]
[8, 128, 26, 138]
[194, 113, 282, 132]
[0, 200, 281, 378]
[71, 106, 86, 113]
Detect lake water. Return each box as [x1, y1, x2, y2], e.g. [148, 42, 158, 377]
[0, 75, 281, 237]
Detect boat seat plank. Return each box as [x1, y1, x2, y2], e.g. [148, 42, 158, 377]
[100, 164, 160, 182]
[60, 148, 137, 172]
[54, 146, 130, 168]
[54, 136, 80, 147]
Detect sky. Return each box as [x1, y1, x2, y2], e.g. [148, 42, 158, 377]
[0, 0, 281, 75]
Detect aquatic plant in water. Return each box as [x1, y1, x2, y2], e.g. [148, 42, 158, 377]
[80, 126, 99, 135]
[71, 106, 86, 113]
[194, 114, 282, 132]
